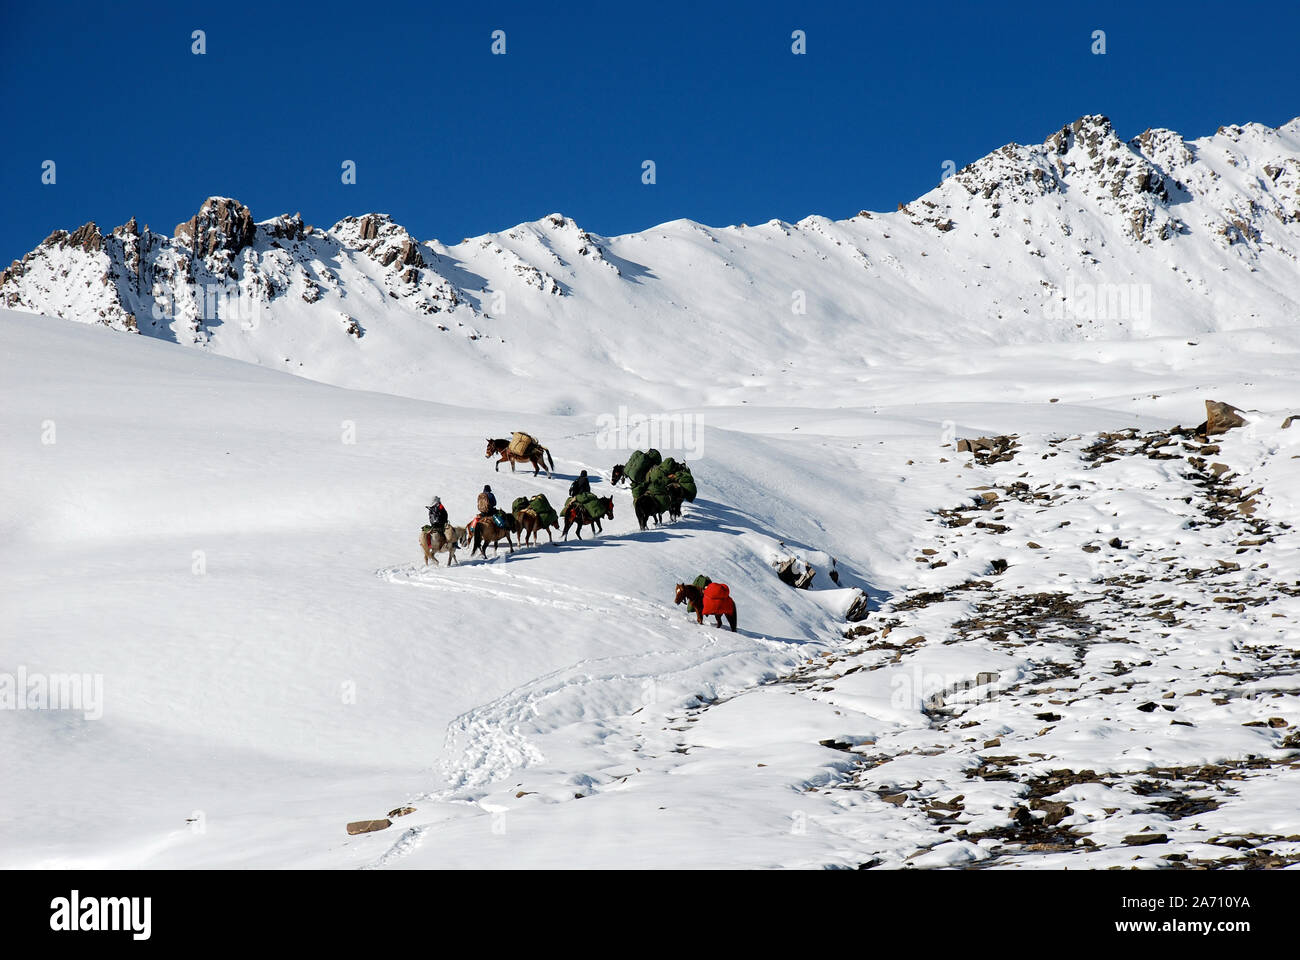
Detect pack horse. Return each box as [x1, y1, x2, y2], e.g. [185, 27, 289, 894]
[486, 432, 554, 478]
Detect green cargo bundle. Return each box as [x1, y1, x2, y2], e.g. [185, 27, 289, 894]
[512, 494, 558, 527]
[642, 486, 673, 512]
[623, 448, 662, 486]
[688, 574, 712, 612]
[566, 491, 605, 521]
[528, 493, 558, 527]
[646, 457, 698, 502]
[671, 468, 697, 502]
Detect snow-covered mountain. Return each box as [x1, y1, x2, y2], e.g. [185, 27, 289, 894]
[4, 115, 1299, 412]
[3, 113, 1299, 871]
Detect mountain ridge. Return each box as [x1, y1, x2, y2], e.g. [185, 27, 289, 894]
[3, 113, 1298, 412]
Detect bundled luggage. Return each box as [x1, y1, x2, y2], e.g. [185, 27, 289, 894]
[624, 448, 661, 488]
[513, 493, 558, 527]
[635, 455, 697, 505]
[566, 491, 605, 521]
[702, 582, 735, 617]
[508, 431, 537, 457]
[687, 574, 711, 612]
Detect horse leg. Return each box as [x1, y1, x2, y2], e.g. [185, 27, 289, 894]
[696, 610, 704, 625]
[727, 612, 737, 632]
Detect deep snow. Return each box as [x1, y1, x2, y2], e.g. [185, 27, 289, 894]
[2, 301, 1296, 868]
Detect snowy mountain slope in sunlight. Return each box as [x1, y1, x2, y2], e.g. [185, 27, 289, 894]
[3, 304, 1297, 869]
[3, 116, 1299, 414]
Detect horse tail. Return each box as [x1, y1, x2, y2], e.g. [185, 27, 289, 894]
[545, 447, 555, 472]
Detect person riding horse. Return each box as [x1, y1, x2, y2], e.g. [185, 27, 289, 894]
[474, 484, 504, 531]
[569, 470, 591, 498]
[428, 496, 448, 537]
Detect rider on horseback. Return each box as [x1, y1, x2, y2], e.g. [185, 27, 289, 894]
[428, 496, 448, 537]
[476, 484, 504, 529]
[569, 470, 591, 498]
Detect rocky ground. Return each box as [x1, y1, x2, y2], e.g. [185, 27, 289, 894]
[760, 406, 1300, 868]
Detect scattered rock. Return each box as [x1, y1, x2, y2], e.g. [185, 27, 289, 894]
[346, 819, 391, 835]
[1202, 400, 1248, 436]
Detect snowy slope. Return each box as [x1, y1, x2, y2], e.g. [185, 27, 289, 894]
[3, 116, 1299, 415]
[0, 309, 873, 867]
[2, 303, 1297, 869]
[2, 112, 1299, 870]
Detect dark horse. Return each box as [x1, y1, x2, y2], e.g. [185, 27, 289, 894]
[562, 496, 613, 540]
[470, 513, 516, 558]
[634, 487, 685, 531]
[674, 582, 738, 632]
[485, 438, 554, 478]
[610, 463, 627, 486]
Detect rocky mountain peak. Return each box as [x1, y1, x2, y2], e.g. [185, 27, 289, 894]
[44, 221, 105, 254]
[174, 197, 256, 259]
[330, 214, 426, 278]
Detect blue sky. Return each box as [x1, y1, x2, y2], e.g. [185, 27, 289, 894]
[2, 0, 1296, 261]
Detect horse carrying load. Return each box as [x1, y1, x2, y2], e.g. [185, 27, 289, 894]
[673, 577, 737, 631]
[565, 491, 607, 522]
[645, 457, 697, 502]
[511, 493, 559, 546]
[511, 493, 558, 527]
[486, 433, 554, 477]
[508, 431, 538, 458]
[623, 448, 661, 487]
[631, 454, 697, 509]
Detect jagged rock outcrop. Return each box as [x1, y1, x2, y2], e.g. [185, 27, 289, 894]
[174, 197, 257, 259]
[331, 214, 428, 282]
[1202, 400, 1249, 436]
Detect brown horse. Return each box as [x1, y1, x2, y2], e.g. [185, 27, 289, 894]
[485, 438, 554, 478]
[470, 514, 515, 558]
[513, 508, 556, 547]
[610, 463, 627, 486]
[674, 582, 738, 632]
[420, 524, 467, 566]
[561, 496, 613, 540]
